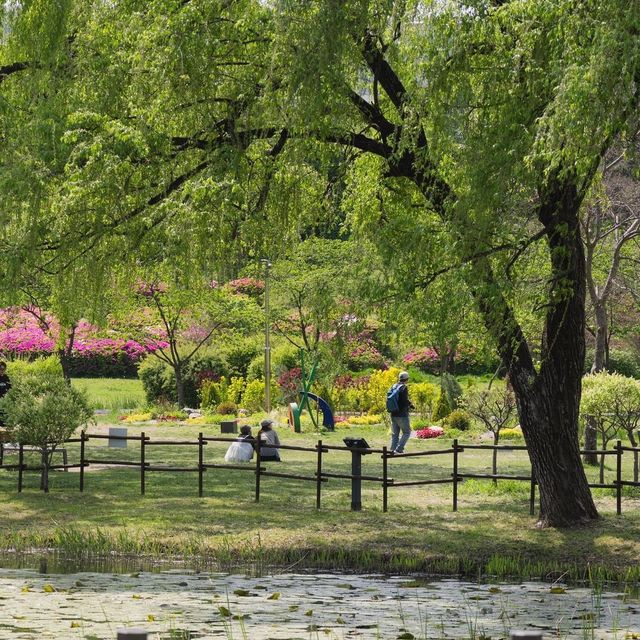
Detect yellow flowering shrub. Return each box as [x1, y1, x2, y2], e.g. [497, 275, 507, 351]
[344, 414, 383, 425]
[500, 426, 523, 440]
[121, 412, 153, 423]
[365, 367, 401, 414]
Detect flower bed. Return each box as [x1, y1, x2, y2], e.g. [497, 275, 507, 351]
[415, 426, 444, 439]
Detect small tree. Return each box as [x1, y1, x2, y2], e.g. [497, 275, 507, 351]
[582, 372, 640, 482]
[125, 276, 259, 408]
[0, 374, 93, 492]
[462, 386, 517, 483]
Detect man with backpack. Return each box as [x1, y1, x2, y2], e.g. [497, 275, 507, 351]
[386, 370, 414, 454]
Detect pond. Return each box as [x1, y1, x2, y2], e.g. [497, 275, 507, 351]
[0, 558, 638, 639]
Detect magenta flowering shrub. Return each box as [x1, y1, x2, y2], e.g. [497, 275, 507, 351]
[415, 426, 445, 439]
[0, 307, 167, 377]
[403, 347, 440, 373]
[346, 332, 387, 370]
[277, 366, 302, 403]
[135, 280, 168, 297]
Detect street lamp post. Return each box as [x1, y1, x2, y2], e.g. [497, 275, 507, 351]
[261, 258, 272, 413]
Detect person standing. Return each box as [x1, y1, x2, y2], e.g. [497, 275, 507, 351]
[388, 370, 414, 454]
[0, 361, 11, 429]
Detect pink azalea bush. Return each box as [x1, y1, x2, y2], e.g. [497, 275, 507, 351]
[415, 426, 445, 439]
[346, 331, 387, 370]
[403, 347, 440, 373]
[0, 307, 167, 376]
[226, 277, 265, 299]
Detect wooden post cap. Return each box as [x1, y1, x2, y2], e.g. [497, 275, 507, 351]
[117, 628, 149, 639]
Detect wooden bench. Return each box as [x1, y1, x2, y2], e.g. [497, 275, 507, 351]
[0, 443, 69, 470]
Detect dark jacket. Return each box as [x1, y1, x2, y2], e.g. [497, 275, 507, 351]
[0, 374, 11, 399]
[390, 384, 413, 418]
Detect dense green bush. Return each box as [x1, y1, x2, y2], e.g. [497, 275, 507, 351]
[608, 349, 640, 379]
[240, 379, 265, 413]
[138, 358, 174, 405]
[224, 341, 261, 378]
[584, 348, 640, 379]
[64, 352, 139, 378]
[216, 401, 238, 415]
[6, 356, 63, 380]
[138, 352, 228, 407]
[272, 343, 300, 373]
[443, 409, 471, 431]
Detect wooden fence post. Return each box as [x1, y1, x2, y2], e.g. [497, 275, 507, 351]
[529, 473, 536, 516]
[255, 436, 261, 502]
[140, 432, 146, 496]
[18, 442, 24, 492]
[452, 439, 459, 512]
[198, 432, 204, 498]
[616, 439, 622, 516]
[314, 439, 323, 509]
[80, 431, 86, 492]
[117, 629, 149, 639]
[382, 446, 388, 513]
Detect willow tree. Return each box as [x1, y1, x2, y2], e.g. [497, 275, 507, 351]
[1, 0, 639, 526]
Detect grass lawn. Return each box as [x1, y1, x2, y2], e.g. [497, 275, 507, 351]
[1, 420, 639, 582]
[71, 377, 145, 410]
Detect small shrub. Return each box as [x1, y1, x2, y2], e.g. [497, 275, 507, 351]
[241, 379, 265, 413]
[412, 381, 438, 419]
[501, 427, 524, 440]
[441, 373, 462, 409]
[216, 401, 238, 415]
[444, 427, 464, 439]
[201, 376, 245, 409]
[138, 357, 174, 405]
[0, 373, 93, 491]
[432, 389, 451, 421]
[443, 409, 471, 431]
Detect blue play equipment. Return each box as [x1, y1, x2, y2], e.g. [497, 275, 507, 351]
[287, 350, 335, 432]
[302, 391, 335, 431]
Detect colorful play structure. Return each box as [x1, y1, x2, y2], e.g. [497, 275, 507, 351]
[287, 351, 335, 432]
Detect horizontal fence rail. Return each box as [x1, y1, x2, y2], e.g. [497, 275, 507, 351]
[1, 434, 639, 514]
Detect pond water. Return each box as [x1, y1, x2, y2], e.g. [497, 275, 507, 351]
[0, 560, 638, 639]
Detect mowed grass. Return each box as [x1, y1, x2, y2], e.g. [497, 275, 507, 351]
[71, 377, 145, 410]
[1, 421, 640, 581]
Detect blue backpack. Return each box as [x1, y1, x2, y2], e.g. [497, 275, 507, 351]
[386, 383, 404, 413]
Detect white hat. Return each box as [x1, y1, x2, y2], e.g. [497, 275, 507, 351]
[398, 371, 409, 381]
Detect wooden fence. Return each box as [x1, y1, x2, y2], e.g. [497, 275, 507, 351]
[1, 433, 638, 514]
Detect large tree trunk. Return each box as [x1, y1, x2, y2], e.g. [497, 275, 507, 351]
[521, 185, 598, 526]
[472, 182, 598, 527]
